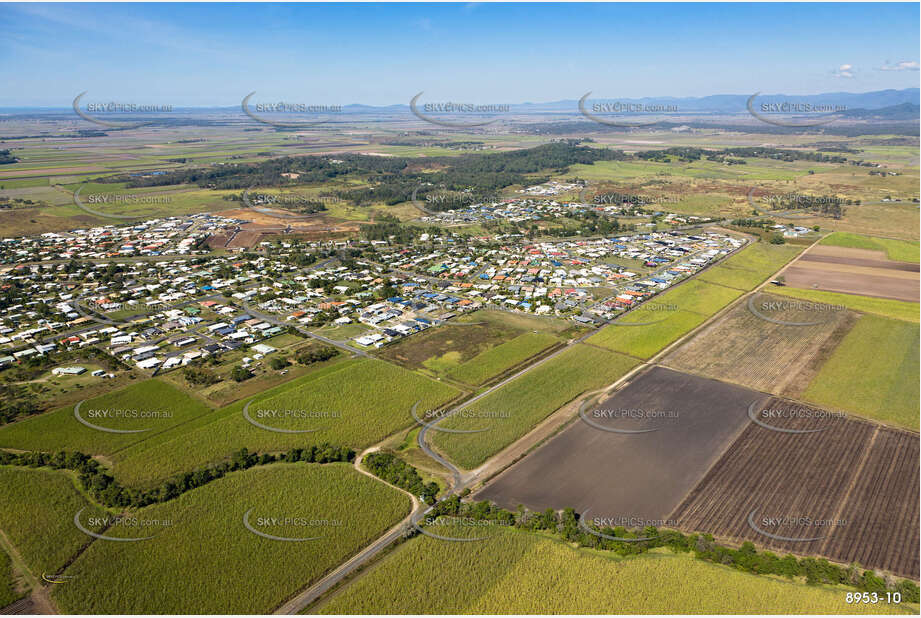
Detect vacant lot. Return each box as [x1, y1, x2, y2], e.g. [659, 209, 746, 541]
[0, 467, 107, 577]
[111, 359, 459, 486]
[697, 242, 804, 291]
[665, 292, 857, 397]
[53, 463, 410, 614]
[475, 367, 758, 520]
[315, 522, 906, 614]
[802, 314, 919, 430]
[0, 379, 212, 456]
[588, 279, 743, 359]
[433, 344, 639, 470]
[781, 244, 919, 302]
[378, 309, 571, 378]
[671, 399, 919, 579]
[446, 332, 560, 386]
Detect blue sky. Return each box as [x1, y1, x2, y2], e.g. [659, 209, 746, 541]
[1, 2, 919, 106]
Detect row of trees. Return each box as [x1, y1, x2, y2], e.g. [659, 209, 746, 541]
[0, 444, 354, 509]
[423, 494, 919, 601]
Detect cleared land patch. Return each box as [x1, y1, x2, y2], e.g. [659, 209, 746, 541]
[446, 332, 560, 386]
[432, 344, 639, 470]
[670, 399, 919, 579]
[664, 291, 857, 397]
[52, 463, 410, 614]
[474, 366, 757, 520]
[781, 244, 919, 302]
[314, 522, 907, 614]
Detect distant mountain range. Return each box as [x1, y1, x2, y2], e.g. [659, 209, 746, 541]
[1, 88, 918, 115]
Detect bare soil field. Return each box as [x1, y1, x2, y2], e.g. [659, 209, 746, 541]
[670, 398, 919, 579]
[474, 366, 760, 522]
[781, 245, 920, 302]
[663, 291, 858, 397]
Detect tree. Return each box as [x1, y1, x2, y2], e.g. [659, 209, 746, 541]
[269, 356, 288, 370]
[231, 365, 253, 382]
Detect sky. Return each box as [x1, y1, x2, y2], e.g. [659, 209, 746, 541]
[1, 2, 919, 107]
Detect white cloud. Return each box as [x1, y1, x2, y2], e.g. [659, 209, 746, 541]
[832, 64, 855, 78]
[877, 60, 920, 72]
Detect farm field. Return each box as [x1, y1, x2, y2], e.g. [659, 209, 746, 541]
[820, 232, 920, 263]
[0, 467, 107, 577]
[445, 332, 560, 386]
[697, 242, 805, 291]
[432, 344, 639, 470]
[801, 314, 919, 430]
[670, 399, 919, 579]
[0, 547, 24, 609]
[587, 308, 708, 359]
[52, 463, 411, 614]
[474, 366, 758, 519]
[780, 244, 920, 302]
[110, 359, 459, 486]
[767, 286, 920, 323]
[664, 291, 857, 397]
[0, 379, 212, 457]
[314, 523, 909, 615]
[588, 271, 753, 360]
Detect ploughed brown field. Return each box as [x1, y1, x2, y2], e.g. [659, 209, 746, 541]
[780, 245, 920, 302]
[663, 291, 857, 398]
[670, 397, 919, 579]
[474, 366, 760, 523]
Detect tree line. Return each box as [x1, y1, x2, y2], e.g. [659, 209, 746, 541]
[0, 444, 354, 509]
